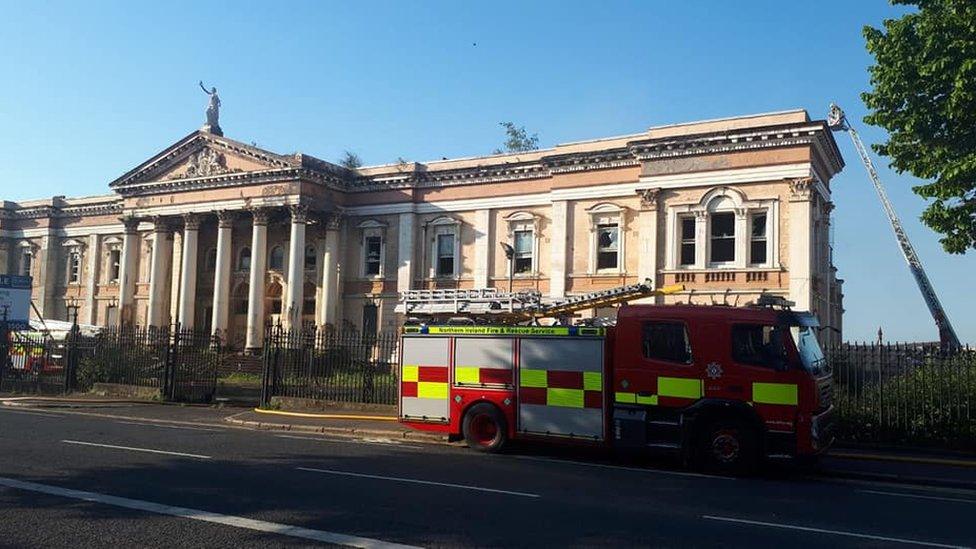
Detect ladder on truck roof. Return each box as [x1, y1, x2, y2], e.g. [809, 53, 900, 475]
[395, 280, 684, 321]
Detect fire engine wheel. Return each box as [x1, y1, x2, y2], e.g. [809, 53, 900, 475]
[462, 403, 508, 453]
[698, 419, 758, 475]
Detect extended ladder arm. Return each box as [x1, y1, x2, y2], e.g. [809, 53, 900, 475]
[828, 104, 960, 348]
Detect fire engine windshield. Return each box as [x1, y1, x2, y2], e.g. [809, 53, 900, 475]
[791, 326, 827, 375]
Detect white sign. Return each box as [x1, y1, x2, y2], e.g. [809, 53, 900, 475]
[0, 275, 31, 329]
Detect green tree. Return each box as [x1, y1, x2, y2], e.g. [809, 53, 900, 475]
[862, 0, 976, 253]
[493, 122, 540, 154]
[338, 150, 362, 169]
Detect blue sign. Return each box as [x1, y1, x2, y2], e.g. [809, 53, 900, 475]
[0, 275, 32, 329]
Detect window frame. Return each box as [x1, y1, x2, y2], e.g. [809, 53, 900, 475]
[587, 203, 625, 275]
[708, 211, 736, 266]
[749, 212, 768, 267]
[427, 216, 460, 279]
[108, 249, 121, 284]
[358, 220, 387, 279]
[67, 250, 81, 285]
[268, 245, 285, 271]
[237, 247, 251, 272]
[304, 244, 317, 271]
[678, 215, 696, 267]
[504, 211, 540, 277]
[640, 320, 694, 365]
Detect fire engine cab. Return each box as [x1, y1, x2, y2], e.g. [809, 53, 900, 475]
[398, 290, 834, 472]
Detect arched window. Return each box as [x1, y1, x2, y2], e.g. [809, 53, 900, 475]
[304, 244, 316, 270]
[269, 246, 285, 271]
[238, 247, 251, 271]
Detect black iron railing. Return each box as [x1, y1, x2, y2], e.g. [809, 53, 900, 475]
[261, 326, 399, 406]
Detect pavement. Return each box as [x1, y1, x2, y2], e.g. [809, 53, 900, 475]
[1, 397, 975, 547]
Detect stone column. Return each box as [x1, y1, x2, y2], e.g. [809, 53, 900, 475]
[733, 207, 749, 269]
[211, 211, 235, 339]
[319, 214, 341, 327]
[177, 214, 201, 328]
[636, 189, 660, 289]
[35, 232, 57, 319]
[473, 209, 490, 288]
[283, 205, 308, 330]
[83, 234, 100, 325]
[169, 231, 183, 326]
[788, 178, 814, 312]
[694, 211, 708, 269]
[245, 209, 269, 350]
[117, 217, 140, 326]
[396, 212, 415, 294]
[147, 218, 174, 327]
[549, 200, 569, 298]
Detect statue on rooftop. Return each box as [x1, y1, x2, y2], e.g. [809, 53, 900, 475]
[199, 81, 223, 136]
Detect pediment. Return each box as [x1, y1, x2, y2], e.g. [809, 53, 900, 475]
[109, 131, 300, 190]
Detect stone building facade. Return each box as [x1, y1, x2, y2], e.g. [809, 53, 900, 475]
[0, 109, 845, 348]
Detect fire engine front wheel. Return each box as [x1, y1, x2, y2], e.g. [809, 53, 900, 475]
[697, 419, 759, 475]
[462, 403, 508, 453]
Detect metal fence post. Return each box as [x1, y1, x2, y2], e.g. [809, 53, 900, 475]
[0, 308, 9, 393]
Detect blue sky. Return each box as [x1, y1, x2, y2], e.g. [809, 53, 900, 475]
[0, 1, 972, 344]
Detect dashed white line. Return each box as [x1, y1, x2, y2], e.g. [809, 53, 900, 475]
[61, 440, 211, 459]
[116, 421, 217, 432]
[859, 489, 976, 505]
[296, 467, 540, 498]
[0, 476, 417, 548]
[275, 434, 422, 450]
[512, 455, 735, 480]
[702, 515, 966, 548]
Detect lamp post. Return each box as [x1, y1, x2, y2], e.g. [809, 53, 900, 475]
[500, 242, 515, 294]
[65, 297, 80, 327]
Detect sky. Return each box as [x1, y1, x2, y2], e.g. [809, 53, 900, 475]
[0, 0, 972, 344]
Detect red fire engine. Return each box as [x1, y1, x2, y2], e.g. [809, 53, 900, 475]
[397, 286, 834, 472]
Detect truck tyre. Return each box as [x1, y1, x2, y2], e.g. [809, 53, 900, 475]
[462, 402, 508, 453]
[697, 419, 758, 475]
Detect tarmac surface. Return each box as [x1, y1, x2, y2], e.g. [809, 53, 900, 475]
[1, 401, 974, 548]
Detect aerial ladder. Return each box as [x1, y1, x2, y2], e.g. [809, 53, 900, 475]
[827, 104, 961, 349]
[396, 280, 684, 324]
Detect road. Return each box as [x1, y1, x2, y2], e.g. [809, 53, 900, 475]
[0, 405, 973, 548]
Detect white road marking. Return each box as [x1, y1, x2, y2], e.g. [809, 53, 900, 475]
[702, 515, 966, 548]
[276, 434, 422, 450]
[512, 455, 735, 480]
[0, 476, 417, 549]
[859, 489, 976, 505]
[116, 421, 217, 432]
[0, 409, 59, 418]
[61, 440, 212, 459]
[296, 467, 540, 498]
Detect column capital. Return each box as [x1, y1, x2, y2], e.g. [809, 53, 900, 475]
[151, 216, 176, 233]
[637, 188, 662, 211]
[183, 213, 202, 231]
[788, 177, 815, 202]
[325, 212, 343, 231]
[120, 216, 140, 233]
[249, 207, 271, 226]
[215, 210, 236, 229]
[289, 204, 310, 224]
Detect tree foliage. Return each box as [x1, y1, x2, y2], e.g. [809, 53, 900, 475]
[493, 122, 539, 154]
[861, 0, 976, 253]
[338, 150, 362, 170]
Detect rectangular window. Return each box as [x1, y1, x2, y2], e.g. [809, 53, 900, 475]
[109, 250, 121, 283]
[513, 229, 533, 274]
[436, 233, 455, 276]
[596, 224, 619, 270]
[731, 324, 786, 369]
[680, 217, 696, 266]
[362, 303, 378, 336]
[750, 213, 767, 265]
[364, 236, 382, 276]
[709, 212, 735, 263]
[641, 321, 692, 363]
[67, 252, 81, 284]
